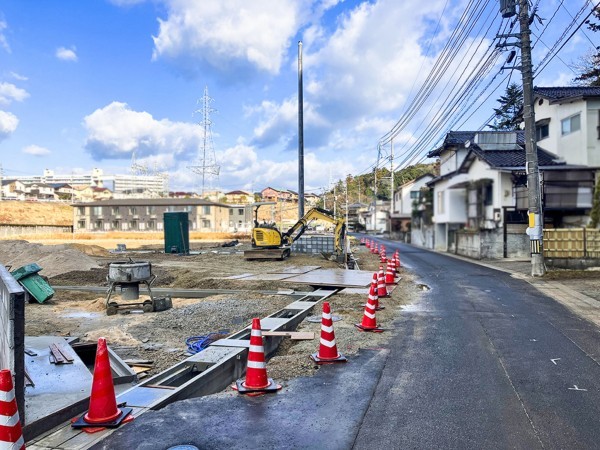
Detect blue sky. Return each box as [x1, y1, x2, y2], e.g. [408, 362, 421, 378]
[0, 0, 596, 193]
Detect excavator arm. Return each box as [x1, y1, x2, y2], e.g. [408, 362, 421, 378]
[281, 207, 346, 253]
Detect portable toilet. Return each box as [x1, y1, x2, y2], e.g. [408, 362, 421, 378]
[163, 212, 190, 254]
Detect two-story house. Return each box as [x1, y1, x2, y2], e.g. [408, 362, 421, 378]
[426, 129, 596, 259]
[390, 174, 434, 241]
[223, 190, 254, 204]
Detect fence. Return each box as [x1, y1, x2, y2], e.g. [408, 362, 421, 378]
[0, 224, 73, 238]
[544, 228, 600, 259]
[0, 265, 25, 422]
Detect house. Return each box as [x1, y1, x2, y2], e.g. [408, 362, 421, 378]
[51, 183, 76, 201]
[425, 130, 596, 258]
[223, 190, 254, 204]
[534, 86, 600, 167]
[1, 180, 26, 200]
[25, 183, 56, 201]
[72, 198, 233, 233]
[75, 186, 113, 202]
[227, 205, 253, 232]
[261, 187, 298, 203]
[304, 193, 320, 207]
[344, 202, 369, 231]
[390, 174, 435, 241]
[360, 200, 391, 234]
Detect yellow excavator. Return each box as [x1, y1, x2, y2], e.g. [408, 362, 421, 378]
[244, 203, 348, 262]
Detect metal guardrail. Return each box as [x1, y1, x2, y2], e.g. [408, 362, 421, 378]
[0, 265, 25, 422]
[544, 228, 600, 259]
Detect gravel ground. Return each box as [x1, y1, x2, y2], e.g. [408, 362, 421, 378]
[14, 238, 418, 382]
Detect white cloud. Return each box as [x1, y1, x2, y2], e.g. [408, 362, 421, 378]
[0, 110, 18, 141]
[0, 18, 9, 53]
[56, 46, 78, 62]
[83, 101, 204, 164]
[23, 144, 51, 156]
[216, 143, 355, 192]
[152, 0, 307, 76]
[0, 82, 29, 105]
[9, 72, 28, 81]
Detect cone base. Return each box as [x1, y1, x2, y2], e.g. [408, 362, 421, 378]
[354, 323, 384, 333]
[233, 378, 281, 395]
[310, 352, 347, 364]
[72, 407, 133, 429]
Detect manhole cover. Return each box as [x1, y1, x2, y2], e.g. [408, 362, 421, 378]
[306, 314, 341, 323]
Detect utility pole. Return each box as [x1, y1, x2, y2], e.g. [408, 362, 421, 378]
[497, 0, 545, 276]
[390, 138, 395, 217]
[345, 177, 349, 227]
[298, 41, 305, 219]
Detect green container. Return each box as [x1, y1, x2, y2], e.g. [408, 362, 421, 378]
[164, 211, 190, 254]
[11, 263, 55, 304]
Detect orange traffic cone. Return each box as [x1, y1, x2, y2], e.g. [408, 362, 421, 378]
[373, 243, 379, 255]
[367, 272, 384, 310]
[395, 250, 401, 269]
[311, 302, 347, 364]
[385, 260, 396, 285]
[355, 283, 384, 333]
[365, 239, 370, 249]
[377, 266, 390, 298]
[72, 337, 133, 429]
[0, 370, 24, 450]
[233, 318, 282, 394]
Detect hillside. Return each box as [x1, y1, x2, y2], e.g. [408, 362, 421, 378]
[0, 201, 73, 226]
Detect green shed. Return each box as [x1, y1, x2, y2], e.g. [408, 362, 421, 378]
[164, 212, 190, 254]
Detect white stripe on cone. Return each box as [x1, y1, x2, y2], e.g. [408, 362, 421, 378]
[0, 412, 20, 428]
[320, 338, 336, 348]
[0, 435, 25, 450]
[322, 312, 332, 320]
[249, 345, 264, 353]
[246, 360, 266, 369]
[321, 324, 334, 334]
[251, 329, 262, 337]
[0, 390, 14, 402]
[364, 311, 376, 319]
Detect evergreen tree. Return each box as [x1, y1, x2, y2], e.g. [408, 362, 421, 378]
[488, 82, 523, 131]
[590, 176, 600, 228]
[572, 7, 600, 86]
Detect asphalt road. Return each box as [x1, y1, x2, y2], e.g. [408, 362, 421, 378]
[95, 240, 600, 449]
[354, 239, 600, 449]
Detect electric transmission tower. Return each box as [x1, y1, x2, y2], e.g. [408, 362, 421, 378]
[188, 86, 220, 196]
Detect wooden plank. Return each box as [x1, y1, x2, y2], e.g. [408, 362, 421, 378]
[262, 331, 315, 340]
[123, 359, 154, 366]
[132, 366, 152, 374]
[49, 344, 68, 364]
[55, 342, 74, 362]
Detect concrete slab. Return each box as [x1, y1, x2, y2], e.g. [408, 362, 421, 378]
[236, 273, 296, 281]
[269, 265, 321, 274]
[283, 268, 374, 287]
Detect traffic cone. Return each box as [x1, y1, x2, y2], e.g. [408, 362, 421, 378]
[233, 318, 282, 394]
[355, 283, 384, 333]
[367, 272, 384, 310]
[72, 338, 133, 429]
[373, 243, 379, 255]
[380, 248, 387, 264]
[365, 239, 370, 249]
[377, 266, 390, 298]
[395, 250, 401, 269]
[385, 260, 396, 285]
[0, 370, 24, 450]
[310, 302, 347, 364]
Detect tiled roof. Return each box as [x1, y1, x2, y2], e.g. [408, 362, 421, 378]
[535, 86, 600, 102]
[467, 145, 563, 169]
[428, 130, 525, 157]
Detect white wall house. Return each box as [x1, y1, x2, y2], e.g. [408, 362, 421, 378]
[534, 87, 600, 167]
[425, 128, 595, 259]
[391, 174, 434, 240]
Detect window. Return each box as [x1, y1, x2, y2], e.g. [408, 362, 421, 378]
[561, 114, 580, 135]
[229, 209, 233, 215]
[536, 123, 549, 141]
[112, 220, 119, 229]
[129, 206, 137, 215]
[94, 220, 102, 229]
[112, 206, 120, 215]
[77, 206, 85, 216]
[92, 206, 102, 215]
[202, 219, 211, 228]
[130, 220, 137, 230]
[202, 206, 211, 215]
[437, 191, 445, 214]
[238, 208, 244, 215]
[148, 220, 155, 230]
[147, 206, 155, 215]
[78, 220, 86, 229]
[410, 191, 419, 200]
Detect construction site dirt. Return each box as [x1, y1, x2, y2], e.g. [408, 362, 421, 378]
[2, 239, 420, 384]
